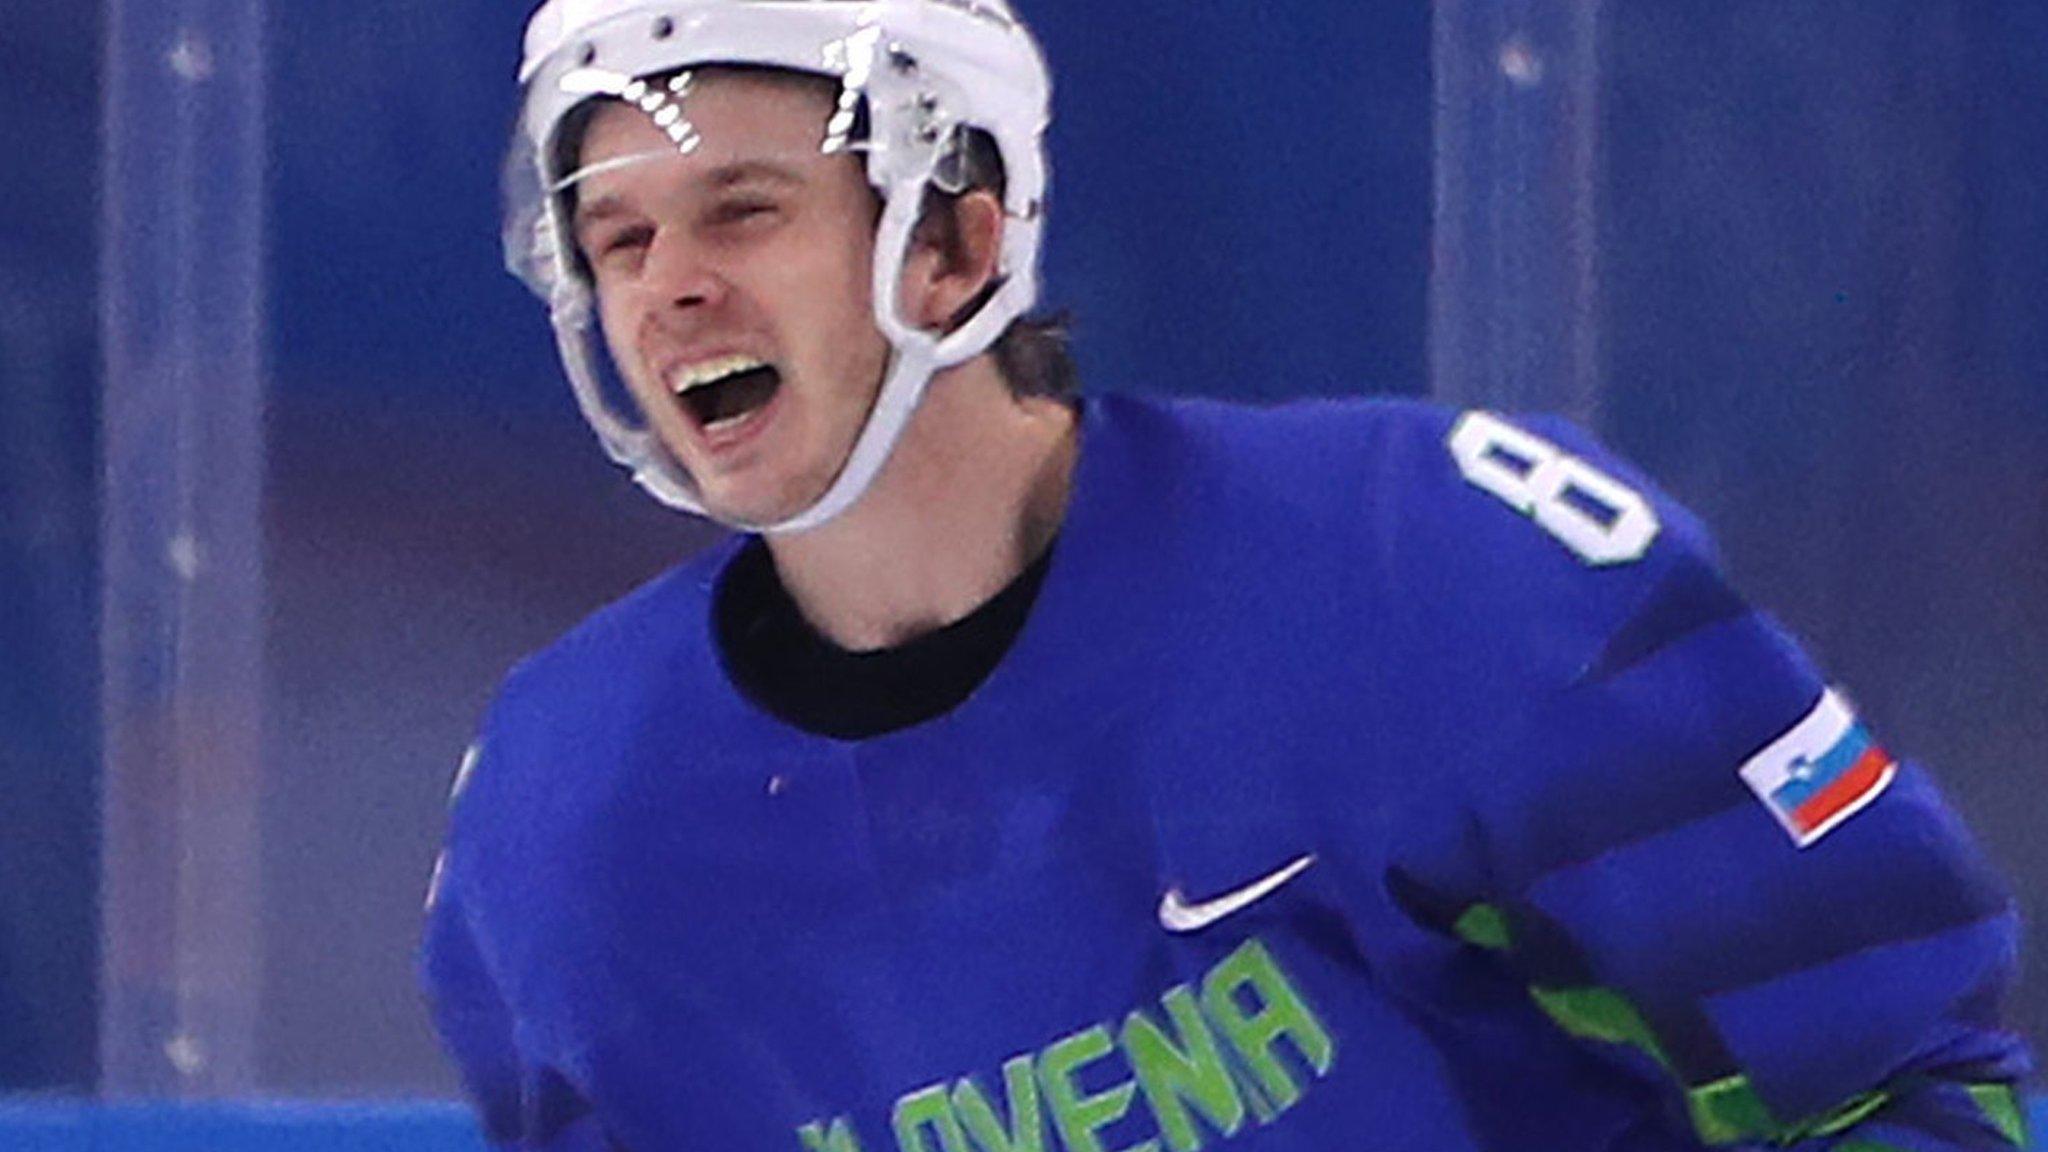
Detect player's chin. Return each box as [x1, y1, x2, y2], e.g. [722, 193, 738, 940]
[671, 409, 864, 528]
[690, 462, 833, 529]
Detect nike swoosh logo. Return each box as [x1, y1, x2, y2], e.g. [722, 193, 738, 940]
[1157, 854, 1316, 934]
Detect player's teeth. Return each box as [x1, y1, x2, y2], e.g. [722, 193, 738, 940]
[669, 355, 767, 396]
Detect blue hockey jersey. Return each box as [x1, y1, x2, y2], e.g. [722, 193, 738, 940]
[421, 394, 2032, 1151]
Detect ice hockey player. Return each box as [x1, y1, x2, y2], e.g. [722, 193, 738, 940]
[422, 0, 2034, 1148]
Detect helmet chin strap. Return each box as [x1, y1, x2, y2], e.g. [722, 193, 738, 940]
[757, 345, 939, 534]
[756, 177, 942, 536]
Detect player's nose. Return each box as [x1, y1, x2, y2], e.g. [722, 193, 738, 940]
[639, 228, 727, 311]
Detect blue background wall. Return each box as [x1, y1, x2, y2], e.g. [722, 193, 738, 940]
[2, 1, 103, 1097]
[2, 0, 2041, 1117]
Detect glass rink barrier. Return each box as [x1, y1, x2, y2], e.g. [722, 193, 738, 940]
[2, 0, 2037, 1144]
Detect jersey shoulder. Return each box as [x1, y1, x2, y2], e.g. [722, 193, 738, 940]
[1102, 390, 1455, 493]
[491, 537, 734, 733]
[449, 538, 739, 845]
[1110, 391, 1716, 565]
[1087, 392, 1518, 546]
[1097, 392, 1727, 652]
[1290, 397, 1719, 573]
[1124, 394, 1756, 766]
[1135, 394, 1733, 695]
[1359, 402, 1727, 682]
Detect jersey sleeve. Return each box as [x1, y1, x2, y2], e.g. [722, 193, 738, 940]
[420, 833, 617, 1150]
[1386, 419, 2032, 1150]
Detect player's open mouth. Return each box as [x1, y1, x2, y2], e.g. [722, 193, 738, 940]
[670, 355, 783, 440]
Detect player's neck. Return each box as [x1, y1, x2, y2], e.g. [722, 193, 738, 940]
[766, 357, 1078, 652]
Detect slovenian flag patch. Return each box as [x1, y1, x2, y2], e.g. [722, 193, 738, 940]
[1738, 688, 1898, 848]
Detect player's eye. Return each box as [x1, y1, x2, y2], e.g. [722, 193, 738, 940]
[707, 198, 779, 229]
[578, 223, 655, 276]
[596, 224, 654, 257]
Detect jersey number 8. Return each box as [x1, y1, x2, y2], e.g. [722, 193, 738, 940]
[1448, 411, 1660, 566]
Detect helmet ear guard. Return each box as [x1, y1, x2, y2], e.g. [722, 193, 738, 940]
[505, 0, 1052, 532]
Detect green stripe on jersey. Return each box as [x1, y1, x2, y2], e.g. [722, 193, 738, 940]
[1527, 985, 1673, 1071]
[1455, 901, 1990, 1149]
[1452, 903, 1512, 952]
[1966, 1082, 2028, 1147]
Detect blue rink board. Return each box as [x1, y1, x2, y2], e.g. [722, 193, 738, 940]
[0, 1101, 488, 1152]
[0, 1097, 2039, 1149]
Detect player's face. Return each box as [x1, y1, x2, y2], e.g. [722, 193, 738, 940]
[571, 72, 890, 525]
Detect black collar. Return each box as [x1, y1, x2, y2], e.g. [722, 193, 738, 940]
[712, 536, 1057, 740]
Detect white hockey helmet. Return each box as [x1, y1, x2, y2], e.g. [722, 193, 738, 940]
[505, 0, 1052, 532]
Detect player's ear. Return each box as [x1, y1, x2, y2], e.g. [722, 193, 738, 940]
[904, 189, 1003, 332]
